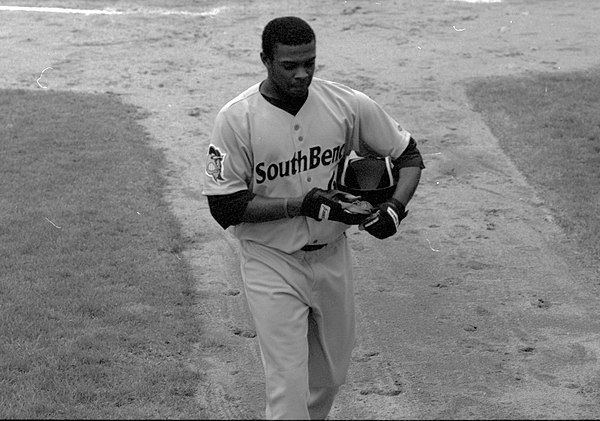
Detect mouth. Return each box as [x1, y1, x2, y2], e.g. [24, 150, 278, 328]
[289, 83, 309, 94]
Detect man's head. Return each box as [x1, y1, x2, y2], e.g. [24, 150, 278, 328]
[260, 16, 316, 100]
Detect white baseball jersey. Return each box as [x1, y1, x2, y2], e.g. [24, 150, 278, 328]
[202, 77, 411, 253]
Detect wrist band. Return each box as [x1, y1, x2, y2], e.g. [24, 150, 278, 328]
[283, 198, 290, 218]
[389, 198, 405, 213]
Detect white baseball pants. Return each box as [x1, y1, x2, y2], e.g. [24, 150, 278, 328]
[240, 235, 355, 420]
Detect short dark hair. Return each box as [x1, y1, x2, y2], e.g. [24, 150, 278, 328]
[262, 16, 315, 60]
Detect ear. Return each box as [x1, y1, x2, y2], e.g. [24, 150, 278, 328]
[260, 52, 270, 67]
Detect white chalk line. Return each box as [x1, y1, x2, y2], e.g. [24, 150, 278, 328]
[36, 66, 53, 89]
[449, 0, 501, 2]
[45, 217, 62, 229]
[426, 238, 441, 253]
[0, 5, 228, 17]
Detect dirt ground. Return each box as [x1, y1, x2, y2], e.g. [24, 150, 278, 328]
[2, 0, 600, 418]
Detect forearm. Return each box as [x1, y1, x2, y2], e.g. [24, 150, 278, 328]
[241, 195, 303, 223]
[392, 166, 421, 207]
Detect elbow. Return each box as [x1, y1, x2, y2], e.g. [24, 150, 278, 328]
[206, 190, 253, 230]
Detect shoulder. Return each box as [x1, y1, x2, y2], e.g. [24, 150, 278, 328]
[311, 77, 358, 97]
[218, 83, 263, 117]
[310, 77, 373, 106]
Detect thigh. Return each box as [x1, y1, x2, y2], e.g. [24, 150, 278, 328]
[240, 242, 312, 372]
[307, 237, 356, 386]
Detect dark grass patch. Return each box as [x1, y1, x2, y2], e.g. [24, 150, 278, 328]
[0, 89, 204, 418]
[466, 69, 600, 267]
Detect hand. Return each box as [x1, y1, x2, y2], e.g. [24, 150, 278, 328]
[300, 188, 374, 225]
[360, 198, 408, 239]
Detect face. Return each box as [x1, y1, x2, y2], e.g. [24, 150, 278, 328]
[262, 40, 316, 99]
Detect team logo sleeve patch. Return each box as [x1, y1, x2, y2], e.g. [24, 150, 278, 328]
[206, 144, 227, 183]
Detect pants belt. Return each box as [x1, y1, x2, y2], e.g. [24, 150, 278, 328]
[301, 243, 327, 252]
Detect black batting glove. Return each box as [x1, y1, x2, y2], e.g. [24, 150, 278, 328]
[360, 198, 408, 239]
[300, 188, 372, 225]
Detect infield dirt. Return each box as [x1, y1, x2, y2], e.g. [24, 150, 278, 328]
[2, 0, 600, 418]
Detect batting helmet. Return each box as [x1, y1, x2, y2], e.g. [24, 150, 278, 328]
[336, 153, 398, 206]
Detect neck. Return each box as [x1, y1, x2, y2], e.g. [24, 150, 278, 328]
[260, 79, 307, 103]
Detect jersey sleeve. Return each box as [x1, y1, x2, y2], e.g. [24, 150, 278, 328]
[351, 90, 412, 159]
[202, 108, 253, 196]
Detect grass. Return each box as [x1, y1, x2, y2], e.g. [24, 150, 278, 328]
[466, 68, 600, 268]
[0, 90, 205, 419]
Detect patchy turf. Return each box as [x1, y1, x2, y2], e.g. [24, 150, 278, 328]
[466, 69, 600, 269]
[0, 89, 204, 419]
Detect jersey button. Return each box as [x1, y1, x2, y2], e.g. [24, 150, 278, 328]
[294, 124, 300, 131]
[307, 176, 312, 182]
[298, 136, 303, 142]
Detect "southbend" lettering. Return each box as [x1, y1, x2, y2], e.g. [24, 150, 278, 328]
[255, 144, 345, 184]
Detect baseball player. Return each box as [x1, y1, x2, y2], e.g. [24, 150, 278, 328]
[202, 16, 424, 420]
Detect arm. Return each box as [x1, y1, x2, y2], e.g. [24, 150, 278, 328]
[241, 195, 303, 222]
[391, 166, 422, 208]
[206, 190, 302, 229]
[348, 90, 425, 238]
[361, 139, 425, 239]
[207, 190, 366, 229]
[388, 136, 424, 208]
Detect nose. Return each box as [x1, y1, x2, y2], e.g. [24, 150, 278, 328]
[294, 66, 309, 79]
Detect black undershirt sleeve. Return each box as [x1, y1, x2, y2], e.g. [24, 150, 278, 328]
[207, 190, 255, 230]
[393, 137, 426, 170]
